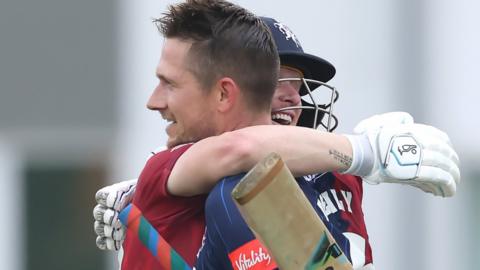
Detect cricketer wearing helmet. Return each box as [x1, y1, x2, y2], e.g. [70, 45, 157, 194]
[92, 3, 460, 269]
[194, 17, 460, 269]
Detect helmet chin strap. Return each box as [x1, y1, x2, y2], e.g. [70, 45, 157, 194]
[277, 77, 339, 131]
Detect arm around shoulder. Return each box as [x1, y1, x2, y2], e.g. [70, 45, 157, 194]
[167, 125, 353, 196]
[167, 131, 257, 196]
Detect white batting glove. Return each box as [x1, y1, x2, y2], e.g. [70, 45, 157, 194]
[94, 220, 125, 251]
[92, 146, 165, 251]
[345, 112, 460, 197]
[93, 178, 137, 250]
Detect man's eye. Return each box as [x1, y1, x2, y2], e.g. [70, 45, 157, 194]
[293, 81, 302, 90]
[159, 79, 173, 88]
[278, 79, 302, 91]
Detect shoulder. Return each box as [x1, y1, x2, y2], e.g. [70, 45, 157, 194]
[135, 143, 195, 199]
[143, 143, 194, 170]
[205, 174, 245, 217]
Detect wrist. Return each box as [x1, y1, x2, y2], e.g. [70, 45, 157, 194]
[341, 134, 374, 177]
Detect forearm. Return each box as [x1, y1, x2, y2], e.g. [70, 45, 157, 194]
[168, 125, 352, 196]
[234, 125, 352, 176]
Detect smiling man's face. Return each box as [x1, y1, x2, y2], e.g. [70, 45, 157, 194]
[147, 38, 218, 148]
[271, 66, 303, 126]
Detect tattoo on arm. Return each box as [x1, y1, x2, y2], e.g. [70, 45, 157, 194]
[329, 149, 352, 168]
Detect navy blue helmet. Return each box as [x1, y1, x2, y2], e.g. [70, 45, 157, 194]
[262, 17, 339, 131]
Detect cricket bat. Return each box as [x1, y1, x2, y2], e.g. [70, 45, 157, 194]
[231, 152, 353, 270]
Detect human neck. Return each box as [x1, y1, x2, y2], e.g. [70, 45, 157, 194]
[222, 111, 272, 132]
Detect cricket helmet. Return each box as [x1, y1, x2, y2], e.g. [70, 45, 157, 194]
[262, 17, 339, 131]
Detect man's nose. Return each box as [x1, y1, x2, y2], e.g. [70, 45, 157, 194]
[277, 82, 301, 105]
[147, 84, 167, 110]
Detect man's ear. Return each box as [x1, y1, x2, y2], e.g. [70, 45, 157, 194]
[215, 77, 239, 113]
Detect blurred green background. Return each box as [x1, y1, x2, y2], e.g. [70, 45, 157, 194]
[25, 165, 106, 270]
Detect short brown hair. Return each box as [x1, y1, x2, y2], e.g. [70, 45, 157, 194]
[155, 0, 279, 112]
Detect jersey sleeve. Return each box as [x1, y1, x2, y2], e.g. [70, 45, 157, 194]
[134, 143, 206, 225]
[123, 143, 207, 268]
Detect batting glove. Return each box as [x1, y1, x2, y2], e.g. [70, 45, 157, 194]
[92, 146, 166, 251]
[93, 178, 137, 251]
[344, 112, 460, 197]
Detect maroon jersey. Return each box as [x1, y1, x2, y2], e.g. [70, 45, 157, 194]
[121, 144, 207, 269]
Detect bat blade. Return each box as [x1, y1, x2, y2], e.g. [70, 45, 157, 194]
[231, 152, 353, 270]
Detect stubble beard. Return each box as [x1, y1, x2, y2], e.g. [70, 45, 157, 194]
[166, 117, 218, 149]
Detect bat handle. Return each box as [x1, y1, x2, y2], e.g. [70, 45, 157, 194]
[119, 203, 192, 270]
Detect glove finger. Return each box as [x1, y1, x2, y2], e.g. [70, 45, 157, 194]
[115, 240, 123, 251]
[408, 181, 438, 196]
[424, 141, 459, 168]
[354, 112, 414, 134]
[106, 238, 116, 251]
[416, 178, 456, 197]
[417, 166, 451, 186]
[96, 236, 107, 250]
[416, 166, 456, 197]
[394, 160, 456, 197]
[103, 208, 118, 226]
[103, 209, 124, 229]
[112, 186, 136, 211]
[422, 149, 461, 184]
[112, 226, 126, 241]
[386, 123, 449, 146]
[399, 123, 460, 167]
[410, 124, 459, 163]
[104, 238, 122, 251]
[112, 217, 124, 229]
[424, 141, 460, 168]
[410, 123, 450, 142]
[93, 204, 107, 221]
[94, 220, 106, 237]
[106, 180, 137, 210]
[95, 186, 113, 206]
[105, 188, 120, 208]
[104, 224, 114, 238]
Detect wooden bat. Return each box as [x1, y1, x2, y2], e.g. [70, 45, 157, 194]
[231, 152, 353, 270]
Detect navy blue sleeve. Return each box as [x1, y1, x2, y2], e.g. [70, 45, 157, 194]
[195, 173, 260, 269]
